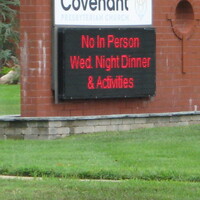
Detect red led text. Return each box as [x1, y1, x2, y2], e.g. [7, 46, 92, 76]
[81, 34, 140, 49]
[70, 56, 93, 69]
[69, 55, 151, 71]
[87, 75, 134, 90]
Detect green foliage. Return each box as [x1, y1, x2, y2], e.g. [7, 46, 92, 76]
[0, 0, 20, 68]
[0, 66, 12, 76]
[0, 0, 19, 21]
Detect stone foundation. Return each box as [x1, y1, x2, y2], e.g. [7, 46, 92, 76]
[0, 112, 200, 140]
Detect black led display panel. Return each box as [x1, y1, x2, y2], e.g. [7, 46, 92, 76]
[57, 28, 156, 100]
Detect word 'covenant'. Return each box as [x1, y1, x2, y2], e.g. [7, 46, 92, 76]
[61, 0, 129, 11]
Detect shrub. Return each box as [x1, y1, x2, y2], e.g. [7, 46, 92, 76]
[0, 0, 20, 69]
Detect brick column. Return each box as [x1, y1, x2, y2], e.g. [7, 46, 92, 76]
[20, 0, 52, 117]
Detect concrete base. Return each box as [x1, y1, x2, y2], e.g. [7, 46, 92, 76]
[0, 112, 200, 140]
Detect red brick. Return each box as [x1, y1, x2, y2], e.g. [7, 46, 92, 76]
[20, 0, 200, 117]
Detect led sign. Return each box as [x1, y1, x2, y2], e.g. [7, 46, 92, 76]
[57, 28, 156, 100]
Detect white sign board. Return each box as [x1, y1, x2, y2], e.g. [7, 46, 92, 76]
[54, 0, 152, 26]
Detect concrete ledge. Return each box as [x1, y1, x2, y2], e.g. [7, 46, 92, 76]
[0, 175, 42, 180]
[0, 111, 200, 140]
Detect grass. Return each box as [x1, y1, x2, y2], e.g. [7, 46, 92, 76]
[0, 84, 20, 115]
[1, 125, 200, 199]
[0, 178, 200, 200]
[0, 125, 200, 182]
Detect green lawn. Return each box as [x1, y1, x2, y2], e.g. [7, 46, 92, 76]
[0, 84, 20, 115]
[0, 178, 200, 200]
[0, 126, 200, 199]
[0, 126, 200, 182]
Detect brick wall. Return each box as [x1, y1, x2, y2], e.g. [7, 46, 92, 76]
[20, 0, 200, 117]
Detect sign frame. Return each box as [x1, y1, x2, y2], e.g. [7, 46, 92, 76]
[57, 27, 156, 100]
[52, 0, 155, 103]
